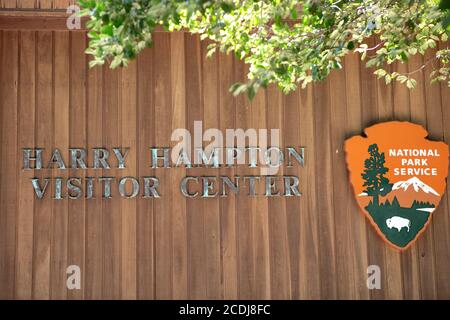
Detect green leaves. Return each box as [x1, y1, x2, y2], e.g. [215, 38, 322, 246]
[439, 0, 450, 10]
[375, 69, 418, 88]
[347, 41, 355, 50]
[101, 24, 113, 37]
[79, 0, 450, 100]
[230, 81, 259, 100]
[406, 78, 417, 89]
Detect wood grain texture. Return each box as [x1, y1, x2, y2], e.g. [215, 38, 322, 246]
[153, 32, 173, 299]
[0, 30, 18, 300]
[85, 32, 103, 300]
[0, 30, 449, 300]
[50, 30, 69, 300]
[0, 0, 73, 8]
[171, 32, 187, 299]
[16, 30, 36, 300]
[32, 30, 52, 299]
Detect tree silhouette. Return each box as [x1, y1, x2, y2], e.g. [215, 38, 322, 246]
[362, 144, 393, 207]
[391, 196, 400, 208]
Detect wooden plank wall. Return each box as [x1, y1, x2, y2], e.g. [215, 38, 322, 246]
[0, 30, 449, 300]
[0, 0, 75, 9]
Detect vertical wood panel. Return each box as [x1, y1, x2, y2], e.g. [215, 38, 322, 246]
[67, 31, 86, 299]
[344, 53, 370, 299]
[201, 40, 222, 300]
[152, 32, 173, 299]
[120, 60, 138, 300]
[0, 30, 18, 299]
[313, 81, 337, 299]
[101, 55, 121, 300]
[330, 66, 356, 299]
[185, 34, 207, 299]
[235, 64, 255, 299]
[298, 81, 321, 299]
[218, 51, 238, 300]
[424, 46, 449, 299]
[170, 33, 188, 299]
[50, 31, 69, 299]
[15, 30, 35, 300]
[437, 48, 450, 299]
[32, 31, 53, 299]
[20, 0, 36, 9]
[85, 48, 103, 299]
[38, 0, 53, 9]
[1, 0, 17, 8]
[419, 48, 440, 300]
[284, 91, 301, 299]
[136, 47, 155, 300]
[54, 0, 70, 9]
[266, 87, 291, 299]
[251, 85, 270, 300]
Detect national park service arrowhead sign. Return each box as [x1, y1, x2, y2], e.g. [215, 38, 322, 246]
[345, 121, 449, 250]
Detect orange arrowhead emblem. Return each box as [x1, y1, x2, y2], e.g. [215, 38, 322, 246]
[344, 121, 449, 250]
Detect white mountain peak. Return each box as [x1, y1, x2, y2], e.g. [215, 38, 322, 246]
[392, 177, 439, 196]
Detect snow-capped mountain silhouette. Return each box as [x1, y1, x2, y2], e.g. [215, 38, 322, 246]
[358, 177, 440, 208]
[392, 177, 439, 196]
[388, 177, 439, 207]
